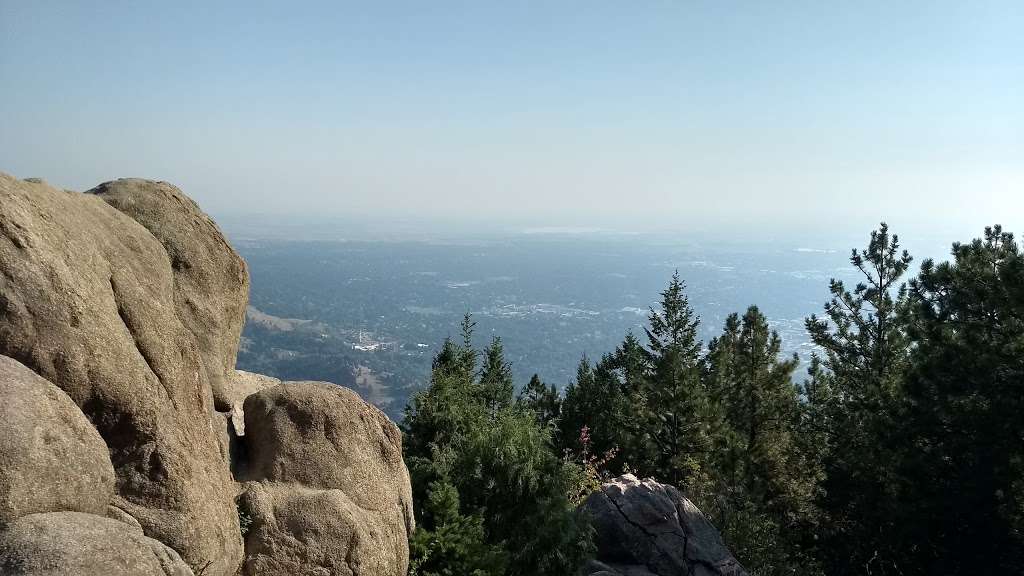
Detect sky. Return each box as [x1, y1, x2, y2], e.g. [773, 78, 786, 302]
[1, 1, 1021, 239]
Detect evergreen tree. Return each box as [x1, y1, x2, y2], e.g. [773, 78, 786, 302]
[642, 271, 714, 491]
[404, 337, 480, 469]
[705, 306, 818, 575]
[557, 356, 628, 464]
[796, 354, 833, 469]
[479, 336, 515, 413]
[601, 331, 653, 472]
[403, 317, 593, 576]
[805, 223, 912, 397]
[409, 480, 509, 576]
[518, 374, 561, 429]
[607, 331, 648, 396]
[804, 223, 913, 574]
[899, 226, 1024, 573]
[794, 353, 831, 528]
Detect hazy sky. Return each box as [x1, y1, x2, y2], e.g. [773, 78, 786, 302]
[1, 2, 1021, 237]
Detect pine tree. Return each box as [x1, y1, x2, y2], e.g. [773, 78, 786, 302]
[479, 336, 514, 414]
[899, 226, 1024, 573]
[642, 271, 714, 491]
[518, 374, 561, 429]
[409, 480, 509, 576]
[806, 223, 912, 401]
[708, 307, 802, 503]
[794, 353, 831, 522]
[601, 331, 653, 472]
[705, 306, 817, 575]
[607, 331, 648, 396]
[804, 223, 913, 574]
[403, 317, 593, 576]
[558, 356, 627, 462]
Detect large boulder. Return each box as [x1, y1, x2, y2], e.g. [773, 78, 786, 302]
[240, 481, 407, 576]
[0, 355, 115, 525]
[0, 174, 242, 575]
[0, 512, 193, 576]
[0, 172, 415, 575]
[240, 382, 413, 575]
[89, 178, 250, 411]
[581, 474, 748, 576]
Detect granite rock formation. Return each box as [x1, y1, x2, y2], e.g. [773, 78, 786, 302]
[0, 172, 412, 576]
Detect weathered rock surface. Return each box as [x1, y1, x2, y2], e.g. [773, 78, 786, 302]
[0, 172, 413, 576]
[0, 355, 115, 525]
[0, 174, 241, 574]
[215, 370, 281, 474]
[241, 382, 413, 576]
[240, 481, 407, 576]
[89, 178, 249, 411]
[581, 474, 748, 576]
[225, 370, 280, 435]
[0, 512, 194, 576]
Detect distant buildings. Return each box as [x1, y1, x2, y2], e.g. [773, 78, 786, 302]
[350, 329, 396, 352]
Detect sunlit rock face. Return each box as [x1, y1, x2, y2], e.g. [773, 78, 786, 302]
[0, 172, 412, 576]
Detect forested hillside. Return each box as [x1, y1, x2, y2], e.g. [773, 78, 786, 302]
[402, 224, 1024, 575]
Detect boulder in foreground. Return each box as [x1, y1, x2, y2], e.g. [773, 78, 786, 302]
[581, 474, 748, 576]
[0, 172, 413, 576]
[0, 512, 194, 576]
[240, 382, 414, 576]
[0, 174, 241, 574]
[240, 481, 407, 576]
[0, 356, 115, 525]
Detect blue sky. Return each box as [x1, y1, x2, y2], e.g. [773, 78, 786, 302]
[1, 1, 1020, 238]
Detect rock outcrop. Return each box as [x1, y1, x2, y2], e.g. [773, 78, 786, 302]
[0, 172, 413, 576]
[581, 474, 748, 576]
[88, 178, 250, 411]
[0, 173, 242, 574]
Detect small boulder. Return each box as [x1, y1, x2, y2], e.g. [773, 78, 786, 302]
[240, 481, 407, 576]
[580, 474, 748, 576]
[0, 512, 194, 575]
[241, 382, 413, 574]
[0, 355, 115, 525]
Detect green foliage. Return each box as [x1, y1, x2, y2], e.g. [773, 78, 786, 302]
[641, 271, 715, 491]
[704, 306, 821, 576]
[897, 225, 1024, 574]
[518, 373, 561, 428]
[405, 224, 1024, 576]
[403, 319, 593, 576]
[409, 481, 508, 576]
[236, 502, 253, 537]
[479, 336, 515, 414]
[557, 357, 630, 467]
[804, 223, 913, 573]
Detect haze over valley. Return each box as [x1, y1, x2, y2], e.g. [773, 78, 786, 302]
[2, 2, 1021, 574]
[228, 226, 945, 419]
